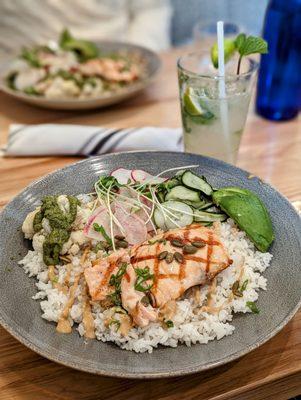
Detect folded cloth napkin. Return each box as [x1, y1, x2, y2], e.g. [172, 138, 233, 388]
[2, 124, 182, 156]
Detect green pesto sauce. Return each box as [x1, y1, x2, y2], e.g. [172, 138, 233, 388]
[33, 195, 80, 265]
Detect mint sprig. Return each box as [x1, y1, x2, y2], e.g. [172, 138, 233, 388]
[235, 34, 268, 74]
[210, 33, 268, 75]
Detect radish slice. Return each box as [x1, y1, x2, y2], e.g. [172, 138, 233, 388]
[110, 168, 133, 185]
[84, 206, 114, 240]
[131, 169, 166, 184]
[114, 204, 147, 245]
[131, 169, 147, 182]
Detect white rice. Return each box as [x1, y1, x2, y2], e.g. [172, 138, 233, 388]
[19, 201, 272, 353]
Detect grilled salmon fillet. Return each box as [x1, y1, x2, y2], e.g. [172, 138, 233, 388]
[84, 249, 130, 301]
[84, 224, 232, 328]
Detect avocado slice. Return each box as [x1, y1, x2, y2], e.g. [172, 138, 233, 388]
[59, 29, 99, 62]
[212, 187, 274, 252]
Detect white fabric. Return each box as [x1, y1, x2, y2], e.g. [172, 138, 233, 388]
[0, 0, 172, 60]
[2, 124, 182, 156]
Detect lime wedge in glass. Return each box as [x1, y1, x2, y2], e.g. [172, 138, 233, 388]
[183, 87, 207, 116]
[183, 87, 214, 125]
[211, 39, 236, 69]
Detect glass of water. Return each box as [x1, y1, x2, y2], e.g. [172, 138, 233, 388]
[177, 51, 258, 164]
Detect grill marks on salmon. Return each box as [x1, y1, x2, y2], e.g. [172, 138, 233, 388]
[84, 249, 130, 301]
[84, 224, 232, 328]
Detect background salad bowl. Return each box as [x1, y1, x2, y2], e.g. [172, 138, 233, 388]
[0, 41, 161, 111]
[0, 151, 300, 378]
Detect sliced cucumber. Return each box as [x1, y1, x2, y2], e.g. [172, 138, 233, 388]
[154, 201, 193, 230]
[157, 190, 166, 203]
[183, 199, 207, 209]
[203, 205, 221, 213]
[165, 177, 181, 190]
[198, 202, 214, 210]
[165, 185, 200, 203]
[193, 210, 227, 222]
[181, 171, 213, 196]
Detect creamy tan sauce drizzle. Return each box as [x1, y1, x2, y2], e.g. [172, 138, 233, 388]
[56, 273, 81, 333]
[56, 248, 89, 334]
[48, 265, 68, 294]
[82, 284, 95, 339]
[201, 257, 245, 314]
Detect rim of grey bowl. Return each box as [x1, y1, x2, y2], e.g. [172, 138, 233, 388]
[0, 151, 300, 379]
[0, 41, 161, 104]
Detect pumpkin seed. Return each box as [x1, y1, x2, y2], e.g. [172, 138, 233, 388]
[183, 245, 198, 254]
[114, 234, 125, 240]
[148, 292, 157, 307]
[158, 251, 168, 260]
[141, 295, 150, 306]
[191, 240, 206, 248]
[174, 252, 184, 263]
[166, 253, 174, 263]
[232, 280, 243, 297]
[116, 240, 128, 249]
[171, 239, 184, 248]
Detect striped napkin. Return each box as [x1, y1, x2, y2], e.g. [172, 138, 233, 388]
[2, 124, 182, 156]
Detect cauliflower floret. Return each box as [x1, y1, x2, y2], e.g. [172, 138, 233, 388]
[73, 206, 92, 230]
[80, 78, 104, 98]
[42, 218, 51, 234]
[32, 233, 45, 252]
[69, 243, 80, 255]
[60, 230, 90, 255]
[39, 51, 77, 74]
[44, 77, 80, 98]
[70, 230, 89, 246]
[15, 68, 46, 91]
[22, 207, 40, 239]
[57, 195, 70, 214]
[61, 237, 73, 255]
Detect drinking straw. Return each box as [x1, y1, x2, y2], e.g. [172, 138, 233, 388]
[216, 21, 231, 160]
[217, 21, 226, 97]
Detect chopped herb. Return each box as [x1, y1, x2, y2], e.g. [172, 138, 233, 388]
[97, 175, 120, 190]
[107, 292, 122, 307]
[148, 238, 166, 245]
[20, 47, 41, 67]
[107, 263, 127, 306]
[246, 301, 260, 314]
[109, 318, 121, 331]
[24, 86, 41, 96]
[164, 320, 174, 328]
[93, 242, 105, 253]
[93, 223, 112, 245]
[134, 267, 154, 292]
[51, 276, 59, 284]
[33, 195, 79, 233]
[240, 279, 248, 292]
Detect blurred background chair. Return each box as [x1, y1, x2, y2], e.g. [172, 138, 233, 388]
[171, 0, 269, 46]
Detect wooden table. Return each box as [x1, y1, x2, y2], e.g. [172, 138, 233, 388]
[0, 46, 300, 400]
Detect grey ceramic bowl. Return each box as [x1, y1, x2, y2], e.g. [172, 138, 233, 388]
[0, 152, 300, 379]
[0, 42, 161, 110]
